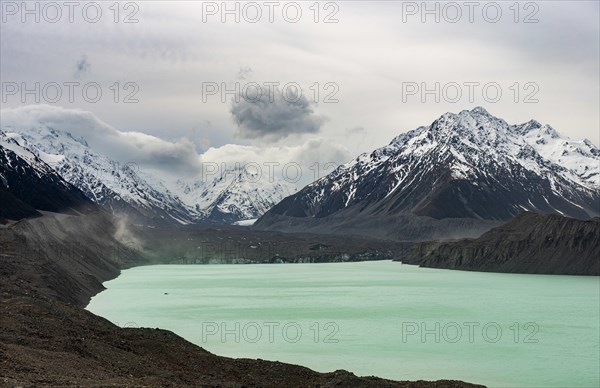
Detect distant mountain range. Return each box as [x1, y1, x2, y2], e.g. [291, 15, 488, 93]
[0, 124, 293, 224]
[256, 107, 600, 240]
[3, 107, 599, 236]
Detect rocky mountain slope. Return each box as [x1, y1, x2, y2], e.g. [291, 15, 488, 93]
[0, 132, 95, 221]
[256, 107, 599, 240]
[401, 212, 600, 275]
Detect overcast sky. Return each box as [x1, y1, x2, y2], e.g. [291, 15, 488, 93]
[1, 0, 598, 184]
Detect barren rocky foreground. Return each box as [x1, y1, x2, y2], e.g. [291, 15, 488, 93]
[0, 211, 483, 387]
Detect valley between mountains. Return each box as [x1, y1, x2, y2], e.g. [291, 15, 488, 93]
[1, 106, 598, 386]
[2, 106, 598, 274]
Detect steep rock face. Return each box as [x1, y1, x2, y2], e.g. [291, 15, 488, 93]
[0, 132, 95, 220]
[257, 107, 599, 240]
[403, 212, 600, 275]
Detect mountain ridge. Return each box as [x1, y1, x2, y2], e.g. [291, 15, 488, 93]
[256, 107, 600, 240]
[0, 122, 293, 224]
[0, 131, 96, 220]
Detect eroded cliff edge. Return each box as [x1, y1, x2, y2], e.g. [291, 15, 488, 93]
[401, 212, 600, 275]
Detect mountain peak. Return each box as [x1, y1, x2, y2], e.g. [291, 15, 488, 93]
[428, 107, 509, 142]
[469, 106, 491, 116]
[259, 108, 600, 235]
[510, 119, 543, 136]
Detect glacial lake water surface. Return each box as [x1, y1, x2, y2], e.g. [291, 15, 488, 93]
[87, 261, 600, 387]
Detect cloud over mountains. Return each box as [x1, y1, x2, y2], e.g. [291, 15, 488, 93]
[231, 87, 326, 141]
[1, 105, 350, 186]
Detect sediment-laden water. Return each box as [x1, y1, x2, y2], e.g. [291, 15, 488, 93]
[87, 261, 600, 387]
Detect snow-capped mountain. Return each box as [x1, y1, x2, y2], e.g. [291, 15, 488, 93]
[175, 167, 293, 223]
[1, 130, 94, 220]
[256, 107, 599, 240]
[0, 123, 293, 224]
[1, 124, 202, 225]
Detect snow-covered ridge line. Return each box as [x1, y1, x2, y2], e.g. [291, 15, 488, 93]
[262, 107, 599, 223]
[0, 124, 294, 224]
[323, 107, 598, 193]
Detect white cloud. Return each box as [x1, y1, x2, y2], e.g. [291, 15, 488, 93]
[0, 0, 597, 154]
[1, 105, 351, 187]
[1, 105, 202, 175]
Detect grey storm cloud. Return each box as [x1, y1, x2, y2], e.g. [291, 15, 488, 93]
[230, 87, 326, 141]
[74, 55, 91, 79]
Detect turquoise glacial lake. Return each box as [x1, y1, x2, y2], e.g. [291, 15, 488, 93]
[87, 261, 600, 387]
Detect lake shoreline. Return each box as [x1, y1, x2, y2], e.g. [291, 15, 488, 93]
[89, 261, 600, 387]
[1, 212, 485, 387]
